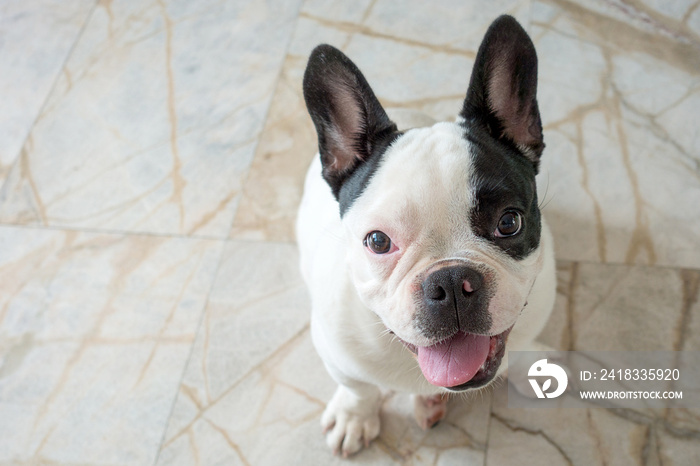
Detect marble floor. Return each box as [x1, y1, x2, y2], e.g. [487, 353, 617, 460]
[1, 0, 699, 464]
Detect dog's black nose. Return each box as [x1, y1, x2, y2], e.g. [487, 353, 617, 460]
[421, 265, 489, 334]
[423, 265, 483, 304]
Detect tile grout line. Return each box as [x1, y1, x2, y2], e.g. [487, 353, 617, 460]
[150, 1, 307, 463]
[0, 0, 101, 198]
[150, 238, 228, 466]
[223, 0, 306, 240]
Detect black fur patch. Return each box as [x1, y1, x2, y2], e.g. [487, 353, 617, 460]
[460, 15, 544, 171]
[338, 130, 402, 217]
[466, 125, 541, 260]
[302, 44, 398, 210]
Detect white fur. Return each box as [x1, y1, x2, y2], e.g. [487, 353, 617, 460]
[296, 111, 556, 455]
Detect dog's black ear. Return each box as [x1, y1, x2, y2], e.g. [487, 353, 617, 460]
[461, 15, 544, 169]
[303, 44, 397, 199]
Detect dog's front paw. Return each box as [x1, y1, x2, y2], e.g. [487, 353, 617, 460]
[413, 393, 449, 430]
[321, 385, 381, 457]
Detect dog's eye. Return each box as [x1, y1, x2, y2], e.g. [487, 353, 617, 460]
[495, 211, 522, 237]
[364, 231, 392, 254]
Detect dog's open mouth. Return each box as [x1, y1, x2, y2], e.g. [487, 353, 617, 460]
[396, 327, 512, 391]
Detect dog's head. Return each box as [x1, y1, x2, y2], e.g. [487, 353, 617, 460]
[303, 16, 545, 391]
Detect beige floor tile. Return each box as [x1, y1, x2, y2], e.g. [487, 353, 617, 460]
[487, 383, 654, 466]
[0, 0, 302, 237]
[539, 261, 697, 352]
[229, 55, 317, 242]
[0, 226, 223, 464]
[0, 0, 95, 183]
[534, 0, 700, 268]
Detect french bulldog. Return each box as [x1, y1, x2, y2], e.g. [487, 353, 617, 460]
[296, 15, 556, 456]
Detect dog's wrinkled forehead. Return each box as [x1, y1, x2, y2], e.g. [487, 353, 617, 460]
[345, 123, 475, 235]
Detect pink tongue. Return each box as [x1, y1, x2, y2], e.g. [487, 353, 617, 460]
[417, 332, 491, 387]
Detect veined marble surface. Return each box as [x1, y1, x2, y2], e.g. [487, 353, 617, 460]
[0, 0, 699, 464]
[0, 0, 95, 182]
[0, 0, 302, 237]
[0, 226, 223, 463]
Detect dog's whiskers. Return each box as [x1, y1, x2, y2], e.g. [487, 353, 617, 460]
[538, 171, 554, 210]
